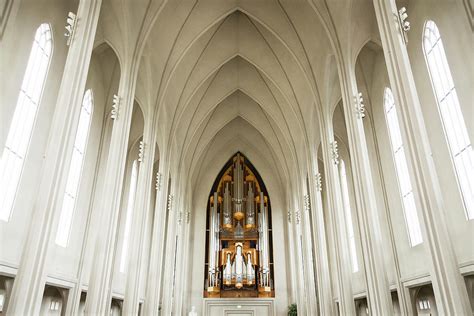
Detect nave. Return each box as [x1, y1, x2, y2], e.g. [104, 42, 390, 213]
[0, 0, 473, 315]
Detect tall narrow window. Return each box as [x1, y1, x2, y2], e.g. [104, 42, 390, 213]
[55, 90, 93, 247]
[339, 160, 359, 272]
[423, 21, 474, 219]
[384, 88, 423, 246]
[120, 159, 138, 273]
[0, 24, 52, 221]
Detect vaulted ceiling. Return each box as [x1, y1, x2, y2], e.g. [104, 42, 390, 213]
[94, 0, 380, 203]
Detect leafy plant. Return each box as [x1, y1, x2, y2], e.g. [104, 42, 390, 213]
[288, 303, 297, 316]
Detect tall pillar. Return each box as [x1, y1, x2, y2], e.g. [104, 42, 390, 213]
[320, 128, 355, 315]
[290, 190, 306, 314]
[6, 1, 102, 314]
[84, 59, 139, 314]
[357, 77, 410, 315]
[170, 193, 189, 315]
[372, 0, 471, 313]
[122, 118, 157, 315]
[338, 61, 394, 314]
[285, 194, 298, 306]
[300, 185, 318, 315]
[308, 159, 334, 315]
[142, 158, 170, 315]
[160, 184, 180, 315]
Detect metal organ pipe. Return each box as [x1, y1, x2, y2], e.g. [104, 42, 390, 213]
[223, 182, 232, 228]
[259, 192, 270, 288]
[233, 155, 244, 220]
[235, 243, 244, 289]
[208, 192, 219, 288]
[245, 182, 255, 228]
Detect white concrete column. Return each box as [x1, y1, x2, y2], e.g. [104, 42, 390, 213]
[142, 160, 170, 315]
[338, 61, 393, 314]
[6, 1, 102, 314]
[285, 193, 298, 306]
[321, 126, 355, 315]
[160, 182, 180, 315]
[178, 205, 192, 314]
[357, 76, 410, 315]
[372, 0, 471, 313]
[84, 59, 139, 314]
[170, 193, 189, 315]
[122, 117, 157, 315]
[307, 159, 334, 315]
[290, 190, 306, 314]
[300, 186, 318, 315]
[67, 114, 114, 316]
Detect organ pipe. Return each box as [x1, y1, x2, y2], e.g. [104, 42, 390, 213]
[205, 153, 273, 297]
[223, 181, 232, 229]
[245, 181, 255, 228]
[233, 155, 244, 220]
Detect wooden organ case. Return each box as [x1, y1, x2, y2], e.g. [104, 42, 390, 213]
[204, 153, 274, 298]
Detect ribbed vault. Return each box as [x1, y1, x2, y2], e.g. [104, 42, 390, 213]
[135, 4, 337, 203]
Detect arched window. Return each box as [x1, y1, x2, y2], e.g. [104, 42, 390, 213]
[384, 88, 423, 246]
[0, 24, 53, 221]
[339, 160, 359, 272]
[120, 159, 138, 273]
[423, 20, 474, 220]
[55, 90, 93, 247]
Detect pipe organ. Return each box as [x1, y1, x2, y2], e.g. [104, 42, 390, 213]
[205, 153, 274, 298]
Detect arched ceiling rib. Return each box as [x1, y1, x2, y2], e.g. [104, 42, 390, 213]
[95, 0, 383, 202]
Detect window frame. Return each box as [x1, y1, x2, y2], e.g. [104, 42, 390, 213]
[0, 23, 53, 222]
[383, 87, 423, 247]
[55, 89, 94, 247]
[422, 20, 474, 220]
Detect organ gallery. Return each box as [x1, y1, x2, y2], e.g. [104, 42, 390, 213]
[204, 153, 274, 298]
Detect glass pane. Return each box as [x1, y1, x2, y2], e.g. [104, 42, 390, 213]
[55, 90, 93, 247]
[423, 21, 474, 219]
[0, 24, 52, 221]
[384, 88, 423, 246]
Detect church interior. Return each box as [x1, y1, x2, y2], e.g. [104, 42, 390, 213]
[0, 0, 473, 315]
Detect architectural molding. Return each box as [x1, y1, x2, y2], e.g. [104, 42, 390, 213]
[111, 94, 120, 120]
[354, 92, 366, 119]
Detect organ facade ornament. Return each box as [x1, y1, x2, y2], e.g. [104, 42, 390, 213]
[205, 153, 274, 298]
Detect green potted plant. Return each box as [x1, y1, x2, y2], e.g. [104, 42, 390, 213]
[288, 303, 297, 316]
